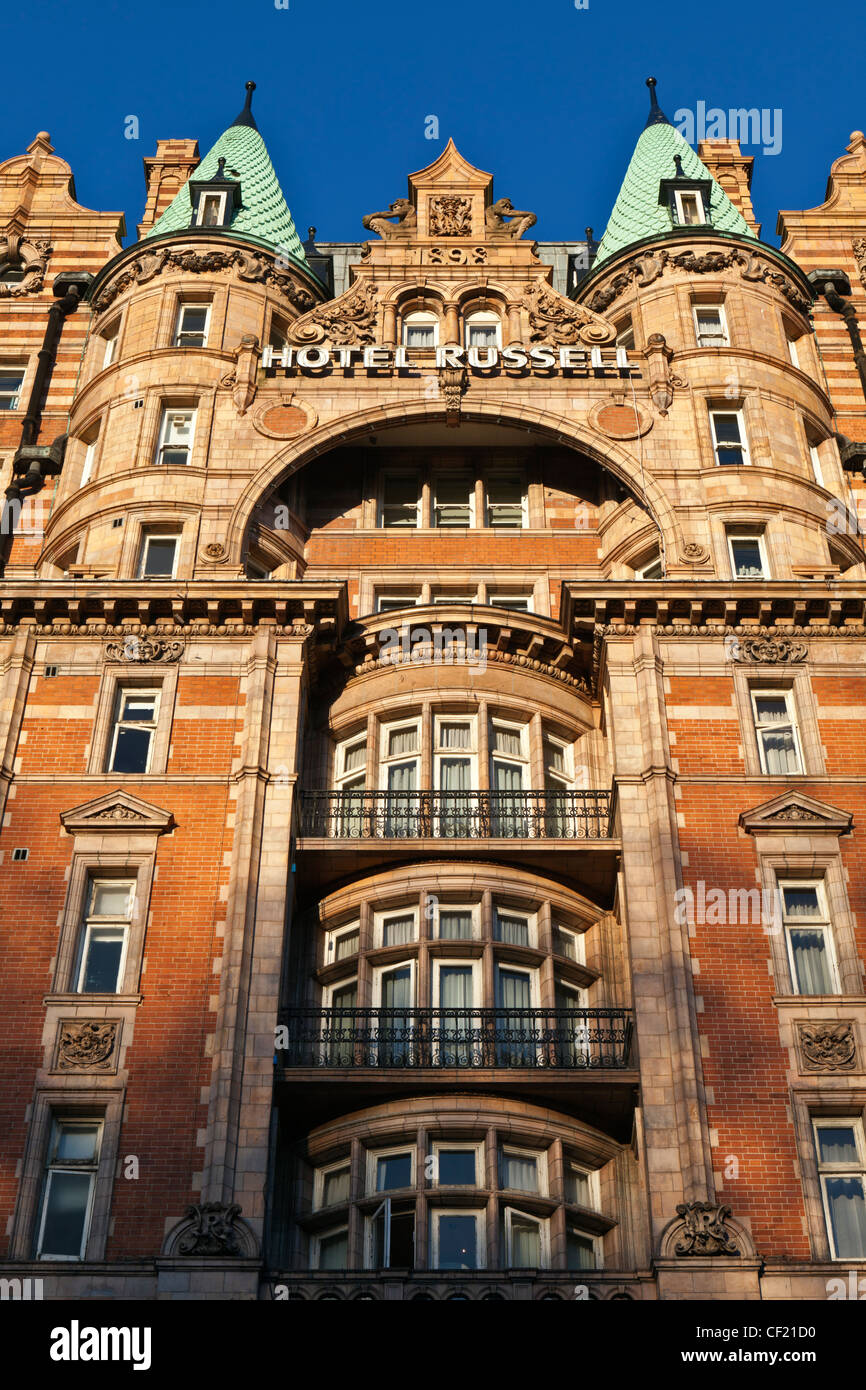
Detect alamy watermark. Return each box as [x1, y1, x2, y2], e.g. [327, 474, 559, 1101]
[674, 103, 782, 157]
[675, 880, 783, 932]
[378, 624, 488, 672]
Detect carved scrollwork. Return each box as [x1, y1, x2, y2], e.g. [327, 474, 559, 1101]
[672, 1202, 742, 1257]
[522, 282, 615, 346]
[588, 246, 810, 316]
[105, 636, 185, 663]
[429, 196, 472, 236]
[57, 1021, 118, 1071]
[727, 635, 808, 663]
[164, 1202, 259, 1258]
[288, 280, 378, 346]
[679, 542, 710, 565]
[92, 247, 315, 314]
[796, 1021, 857, 1072]
[438, 363, 468, 426]
[0, 233, 53, 297]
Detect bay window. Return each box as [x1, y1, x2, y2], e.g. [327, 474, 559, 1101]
[431, 1210, 484, 1270]
[504, 1208, 548, 1267]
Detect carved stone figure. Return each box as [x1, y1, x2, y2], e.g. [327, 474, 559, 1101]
[0, 232, 53, 297]
[485, 198, 537, 240]
[361, 199, 416, 240]
[105, 636, 184, 663]
[728, 636, 808, 663]
[853, 237, 866, 289]
[429, 196, 472, 236]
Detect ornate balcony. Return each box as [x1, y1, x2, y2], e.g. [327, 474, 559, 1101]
[298, 789, 614, 840]
[276, 1006, 633, 1071]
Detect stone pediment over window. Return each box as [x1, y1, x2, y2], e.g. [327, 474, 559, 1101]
[739, 791, 853, 837]
[60, 790, 175, 836]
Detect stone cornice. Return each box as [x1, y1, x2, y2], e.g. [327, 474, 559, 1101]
[562, 582, 866, 637]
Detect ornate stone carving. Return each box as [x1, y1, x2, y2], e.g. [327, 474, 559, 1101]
[92, 247, 316, 314]
[644, 332, 679, 415]
[673, 1202, 742, 1256]
[438, 363, 468, 426]
[796, 1021, 857, 1072]
[429, 196, 472, 236]
[361, 198, 416, 240]
[92, 804, 147, 821]
[853, 237, 866, 290]
[219, 333, 259, 414]
[105, 636, 184, 662]
[485, 198, 537, 240]
[165, 1202, 258, 1258]
[770, 804, 828, 822]
[200, 542, 229, 563]
[522, 282, 615, 346]
[679, 542, 711, 565]
[588, 245, 810, 316]
[288, 280, 378, 346]
[57, 1021, 118, 1071]
[0, 232, 53, 296]
[728, 635, 808, 663]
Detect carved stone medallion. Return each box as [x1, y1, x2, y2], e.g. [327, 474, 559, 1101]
[57, 1020, 118, 1071]
[429, 196, 472, 236]
[796, 1021, 857, 1071]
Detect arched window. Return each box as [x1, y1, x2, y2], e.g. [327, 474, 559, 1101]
[402, 310, 439, 349]
[464, 309, 502, 349]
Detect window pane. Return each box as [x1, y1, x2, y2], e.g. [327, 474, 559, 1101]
[120, 695, 156, 721]
[373, 1209, 415, 1267]
[817, 1127, 859, 1165]
[731, 540, 763, 578]
[334, 930, 359, 962]
[564, 1167, 591, 1207]
[81, 929, 124, 992]
[501, 1152, 538, 1192]
[496, 914, 529, 946]
[436, 1213, 478, 1269]
[388, 727, 418, 757]
[782, 887, 821, 919]
[554, 927, 577, 960]
[405, 325, 435, 347]
[789, 928, 833, 994]
[376, 1153, 412, 1191]
[142, 540, 176, 576]
[330, 982, 357, 1011]
[322, 1166, 350, 1207]
[180, 308, 208, 334]
[317, 1230, 347, 1270]
[40, 1171, 92, 1257]
[544, 741, 566, 774]
[509, 1214, 540, 1265]
[110, 726, 152, 774]
[567, 1230, 596, 1269]
[439, 911, 473, 940]
[90, 883, 131, 917]
[382, 915, 414, 947]
[492, 727, 522, 758]
[382, 476, 418, 526]
[824, 1177, 866, 1258]
[754, 697, 788, 724]
[468, 323, 498, 346]
[343, 740, 366, 772]
[487, 477, 524, 527]
[439, 722, 471, 750]
[55, 1124, 100, 1163]
[438, 1150, 476, 1185]
[435, 477, 472, 527]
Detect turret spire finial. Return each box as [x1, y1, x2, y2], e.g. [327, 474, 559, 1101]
[231, 80, 258, 131]
[644, 76, 671, 129]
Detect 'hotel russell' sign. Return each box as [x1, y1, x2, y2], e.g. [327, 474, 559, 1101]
[261, 343, 638, 376]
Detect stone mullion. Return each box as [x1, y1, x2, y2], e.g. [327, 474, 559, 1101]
[604, 627, 715, 1253]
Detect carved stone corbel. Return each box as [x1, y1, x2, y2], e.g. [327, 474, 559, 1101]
[220, 333, 260, 415]
[439, 362, 468, 427]
[644, 332, 684, 415]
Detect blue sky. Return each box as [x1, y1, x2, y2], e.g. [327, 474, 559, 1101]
[4, 0, 866, 249]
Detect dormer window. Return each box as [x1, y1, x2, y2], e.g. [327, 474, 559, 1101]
[188, 157, 242, 230]
[659, 157, 711, 229]
[674, 190, 705, 226]
[197, 192, 227, 227]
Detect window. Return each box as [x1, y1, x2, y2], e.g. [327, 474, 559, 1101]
[369, 1148, 414, 1194]
[378, 910, 417, 948]
[635, 554, 663, 580]
[434, 474, 473, 527]
[324, 922, 360, 965]
[174, 302, 210, 348]
[323, 977, 358, 1066]
[728, 532, 768, 579]
[781, 881, 839, 995]
[553, 925, 584, 964]
[402, 311, 439, 349]
[36, 1120, 102, 1260]
[431, 1210, 483, 1270]
[490, 722, 528, 835]
[315, 1161, 351, 1210]
[432, 591, 477, 605]
[465, 311, 501, 348]
[751, 689, 804, 775]
[615, 316, 635, 349]
[486, 475, 526, 528]
[693, 305, 728, 347]
[381, 473, 419, 528]
[137, 534, 178, 578]
[80, 435, 99, 488]
[710, 409, 748, 466]
[369, 1201, 415, 1268]
[566, 1227, 597, 1270]
[814, 1119, 866, 1259]
[196, 191, 228, 227]
[431, 1144, 480, 1187]
[314, 1226, 348, 1270]
[504, 1207, 547, 1267]
[269, 316, 289, 352]
[437, 907, 475, 941]
[377, 594, 419, 613]
[155, 407, 196, 465]
[334, 732, 366, 837]
[74, 879, 134, 993]
[495, 911, 530, 947]
[372, 963, 415, 1063]
[107, 689, 160, 773]
[564, 1161, 596, 1208]
[500, 1147, 544, 1194]
[101, 325, 119, 368]
[674, 189, 705, 225]
[807, 436, 825, 488]
[0, 368, 24, 410]
[487, 593, 532, 611]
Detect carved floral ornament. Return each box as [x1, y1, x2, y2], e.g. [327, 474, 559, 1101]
[853, 237, 866, 290]
[57, 1021, 118, 1071]
[671, 1202, 743, 1257]
[0, 231, 53, 296]
[429, 196, 472, 236]
[287, 279, 378, 347]
[91, 245, 317, 314]
[588, 245, 811, 317]
[105, 636, 184, 662]
[163, 1202, 259, 1258]
[796, 1021, 857, 1072]
[521, 281, 615, 346]
[726, 635, 808, 663]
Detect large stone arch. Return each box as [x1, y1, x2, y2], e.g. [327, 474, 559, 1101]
[230, 397, 678, 565]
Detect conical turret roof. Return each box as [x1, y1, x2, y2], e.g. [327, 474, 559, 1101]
[593, 79, 758, 268]
[145, 82, 307, 267]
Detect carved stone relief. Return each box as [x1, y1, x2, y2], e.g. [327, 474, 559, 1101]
[429, 196, 472, 236]
[0, 232, 53, 296]
[796, 1021, 857, 1072]
[56, 1020, 119, 1071]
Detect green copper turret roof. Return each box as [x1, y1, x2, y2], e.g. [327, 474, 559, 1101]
[145, 82, 307, 267]
[593, 78, 758, 269]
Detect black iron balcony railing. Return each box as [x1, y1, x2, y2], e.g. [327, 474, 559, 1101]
[276, 1007, 633, 1070]
[299, 790, 614, 840]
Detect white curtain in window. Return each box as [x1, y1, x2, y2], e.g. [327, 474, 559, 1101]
[439, 966, 473, 1010]
[388, 727, 418, 757]
[502, 1154, 538, 1191]
[510, 1215, 540, 1265]
[497, 915, 529, 946]
[497, 969, 530, 1009]
[493, 728, 522, 758]
[439, 723, 471, 749]
[383, 916, 413, 947]
[388, 762, 417, 793]
[826, 1178, 866, 1258]
[789, 929, 833, 993]
[440, 911, 473, 940]
[440, 758, 471, 791]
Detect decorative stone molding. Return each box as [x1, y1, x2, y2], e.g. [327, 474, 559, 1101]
[348, 639, 590, 692]
[727, 635, 808, 663]
[92, 245, 317, 314]
[429, 195, 472, 236]
[796, 1020, 857, 1072]
[521, 281, 615, 346]
[218, 333, 260, 415]
[105, 636, 185, 662]
[56, 1020, 119, 1072]
[163, 1202, 259, 1257]
[644, 332, 687, 415]
[287, 279, 378, 346]
[438, 362, 468, 425]
[588, 398, 652, 440]
[853, 236, 866, 290]
[739, 791, 853, 837]
[678, 542, 711, 565]
[199, 542, 229, 564]
[0, 232, 53, 296]
[61, 790, 175, 837]
[252, 394, 317, 439]
[665, 1202, 744, 1257]
[587, 245, 811, 317]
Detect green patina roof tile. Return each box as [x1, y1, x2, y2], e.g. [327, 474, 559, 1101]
[594, 100, 757, 268]
[146, 107, 307, 268]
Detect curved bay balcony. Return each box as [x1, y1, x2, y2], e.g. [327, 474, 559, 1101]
[299, 789, 613, 840]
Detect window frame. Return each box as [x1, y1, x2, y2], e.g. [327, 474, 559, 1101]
[401, 310, 439, 349]
[552, 923, 585, 964]
[106, 686, 161, 774]
[435, 903, 480, 942]
[137, 532, 180, 579]
[0, 365, 25, 411]
[371, 959, 417, 1011]
[154, 406, 197, 466]
[485, 473, 528, 529]
[35, 1118, 103, 1261]
[780, 878, 840, 996]
[635, 554, 663, 580]
[563, 1159, 600, 1211]
[494, 905, 536, 950]
[709, 407, 749, 466]
[499, 1143, 548, 1197]
[312, 1157, 352, 1212]
[196, 191, 228, 228]
[311, 1224, 349, 1271]
[674, 189, 706, 226]
[379, 471, 421, 529]
[73, 877, 136, 995]
[464, 310, 502, 349]
[323, 920, 361, 968]
[429, 1140, 484, 1189]
[433, 472, 475, 528]
[693, 303, 729, 348]
[429, 1206, 487, 1271]
[727, 530, 769, 580]
[503, 1205, 549, 1269]
[366, 1143, 416, 1196]
[750, 687, 804, 776]
[374, 906, 419, 950]
[173, 300, 212, 349]
[813, 1117, 866, 1260]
